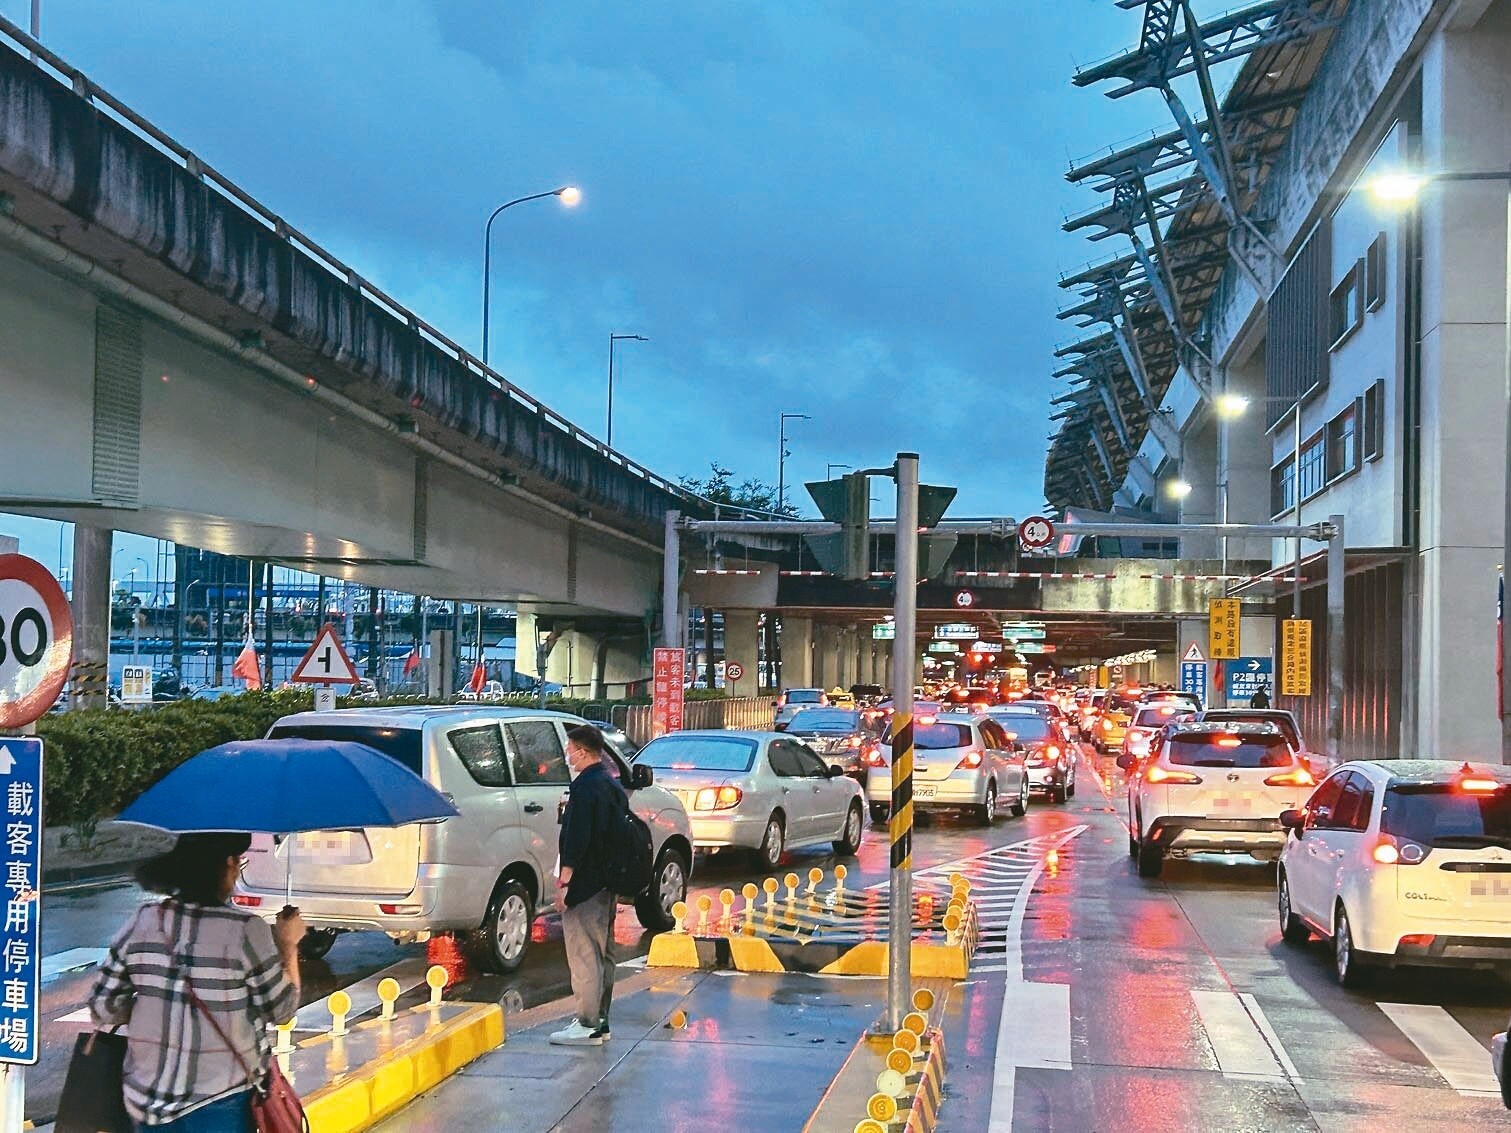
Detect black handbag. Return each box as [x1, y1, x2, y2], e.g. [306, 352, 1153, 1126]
[55, 1029, 131, 1133]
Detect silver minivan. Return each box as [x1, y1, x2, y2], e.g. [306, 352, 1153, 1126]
[234, 707, 693, 972]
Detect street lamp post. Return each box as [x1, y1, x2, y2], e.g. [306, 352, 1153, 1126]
[777, 412, 809, 512]
[480, 186, 581, 366]
[606, 332, 648, 448]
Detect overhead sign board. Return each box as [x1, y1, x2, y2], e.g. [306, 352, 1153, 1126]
[0, 556, 73, 729]
[1016, 642, 1056, 655]
[871, 622, 896, 640]
[970, 641, 1004, 654]
[928, 642, 960, 654]
[934, 624, 979, 640]
[1180, 661, 1207, 699]
[1208, 599, 1241, 660]
[651, 648, 686, 737]
[1280, 619, 1313, 697]
[1016, 516, 1055, 551]
[1003, 628, 1046, 642]
[1226, 656, 1274, 704]
[290, 625, 360, 685]
[0, 739, 41, 1064]
[120, 665, 153, 704]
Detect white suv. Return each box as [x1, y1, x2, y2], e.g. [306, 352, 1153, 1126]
[1120, 721, 1316, 878]
[236, 707, 693, 972]
[1277, 759, 1511, 987]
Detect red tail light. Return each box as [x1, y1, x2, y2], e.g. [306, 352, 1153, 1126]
[1372, 840, 1400, 865]
[863, 747, 888, 769]
[916, 714, 937, 726]
[957, 750, 984, 770]
[1460, 776, 1502, 793]
[232, 894, 262, 908]
[1371, 834, 1427, 865]
[1146, 764, 1202, 785]
[1044, 744, 1061, 761]
[1264, 767, 1317, 788]
[1399, 933, 1436, 947]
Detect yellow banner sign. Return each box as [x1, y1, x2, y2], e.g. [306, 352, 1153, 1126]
[1281, 618, 1313, 697]
[1208, 599, 1241, 660]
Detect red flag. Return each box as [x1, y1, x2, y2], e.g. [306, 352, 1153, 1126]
[232, 633, 263, 690]
[467, 661, 486, 694]
[403, 649, 421, 677]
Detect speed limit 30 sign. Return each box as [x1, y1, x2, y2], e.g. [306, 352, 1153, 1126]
[0, 555, 74, 728]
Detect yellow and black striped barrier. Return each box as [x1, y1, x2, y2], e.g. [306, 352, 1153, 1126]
[645, 867, 979, 978]
[889, 709, 913, 871]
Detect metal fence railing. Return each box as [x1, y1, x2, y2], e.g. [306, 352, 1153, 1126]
[623, 697, 774, 746]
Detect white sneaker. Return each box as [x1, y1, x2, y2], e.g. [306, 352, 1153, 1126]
[549, 1020, 605, 1046]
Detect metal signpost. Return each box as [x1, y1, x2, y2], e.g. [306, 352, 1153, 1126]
[886, 453, 919, 1033]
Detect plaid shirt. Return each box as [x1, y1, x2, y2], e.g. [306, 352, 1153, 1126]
[89, 899, 299, 1126]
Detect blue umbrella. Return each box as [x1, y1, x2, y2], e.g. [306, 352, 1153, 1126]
[119, 739, 459, 905]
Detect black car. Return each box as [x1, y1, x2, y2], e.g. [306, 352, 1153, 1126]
[782, 707, 875, 784]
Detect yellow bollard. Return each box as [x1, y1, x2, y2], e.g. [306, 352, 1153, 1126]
[833, 863, 847, 900]
[876, 1067, 907, 1098]
[696, 894, 713, 935]
[943, 910, 963, 945]
[741, 883, 759, 929]
[671, 900, 689, 934]
[762, 877, 779, 915]
[426, 964, 448, 1009]
[666, 1008, 688, 1029]
[274, 1018, 296, 1056]
[912, 987, 936, 1013]
[885, 1047, 913, 1075]
[377, 977, 401, 1022]
[328, 990, 352, 1038]
[719, 889, 736, 931]
[893, 1029, 920, 1056]
[854, 1123, 886, 1133]
[807, 867, 824, 897]
[784, 872, 800, 904]
[866, 1093, 899, 1123]
[902, 1011, 928, 1037]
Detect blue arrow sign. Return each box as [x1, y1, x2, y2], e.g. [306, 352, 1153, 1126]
[1225, 657, 1273, 705]
[0, 738, 41, 1064]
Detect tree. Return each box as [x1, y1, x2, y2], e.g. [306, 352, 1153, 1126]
[679, 463, 798, 517]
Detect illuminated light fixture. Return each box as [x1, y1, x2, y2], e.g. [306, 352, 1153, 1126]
[1372, 840, 1400, 865]
[1166, 479, 1193, 500]
[1215, 393, 1250, 419]
[557, 185, 583, 206]
[1367, 172, 1428, 204]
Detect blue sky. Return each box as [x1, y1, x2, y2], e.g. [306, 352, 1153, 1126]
[0, 1, 1213, 572]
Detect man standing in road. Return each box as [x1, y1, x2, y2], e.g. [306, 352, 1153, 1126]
[550, 723, 625, 1046]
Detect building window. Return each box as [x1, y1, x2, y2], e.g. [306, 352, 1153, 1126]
[1298, 432, 1326, 499]
[1362, 379, 1385, 460]
[1271, 458, 1296, 517]
[1365, 232, 1387, 311]
[1327, 403, 1359, 482]
[1329, 260, 1364, 349]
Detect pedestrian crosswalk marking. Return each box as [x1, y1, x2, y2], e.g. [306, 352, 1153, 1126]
[1378, 1002, 1502, 1096]
[1191, 990, 1292, 1084]
[41, 947, 108, 983]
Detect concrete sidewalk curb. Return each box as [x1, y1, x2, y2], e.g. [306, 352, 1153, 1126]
[300, 1002, 504, 1132]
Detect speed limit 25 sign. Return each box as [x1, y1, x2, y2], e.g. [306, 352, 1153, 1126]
[0, 555, 74, 728]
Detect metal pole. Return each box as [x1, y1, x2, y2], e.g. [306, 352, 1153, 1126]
[887, 453, 919, 1033]
[606, 334, 615, 448]
[1326, 514, 1346, 764]
[662, 510, 681, 648]
[1217, 406, 1229, 582]
[1502, 188, 1511, 767]
[777, 416, 787, 513]
[536, 635, 550, 709]
[1293, 404, 1303, 618]
[213, 557, 225, 685]
[264, 563, 275, 686]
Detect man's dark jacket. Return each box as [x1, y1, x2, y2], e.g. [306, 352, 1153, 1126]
[558, 762, 627, 907]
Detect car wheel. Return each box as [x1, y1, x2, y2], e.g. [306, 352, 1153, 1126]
[1277, 873, 1309, 945]
[1136, 839, 1164, 879]
[1334, 904, 1369, 988]
[1128, 828, 1138, 858]
[1050, 777, 1068, 804]
[833, 801, 864, 856]
[1066, 771, 1076, 799]
[635, 847, 689, 932]
[478, 878, 533, 974]
[297, 928, 339, 962]
[1010, 777, 1028, 818]
[758, 814, 786, 869]
[869, 802, 890, 825]
[977, 782, 998, 825]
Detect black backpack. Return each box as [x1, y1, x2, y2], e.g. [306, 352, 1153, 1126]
[605, 797, 655, 898]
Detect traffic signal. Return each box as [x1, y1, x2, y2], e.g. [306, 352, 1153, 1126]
[805, 471, 870, 580]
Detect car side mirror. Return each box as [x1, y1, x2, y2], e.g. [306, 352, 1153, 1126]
[1115, 754, 1135, 771]
[1279, 808, 1304, 835]
[630, 764, 654, 790]
[826, 765, 845, 778]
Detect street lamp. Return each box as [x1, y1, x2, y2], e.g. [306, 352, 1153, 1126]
[1165, 478, 1193, 500]
[1366, 166, 1511, 765]
[606, 332, 648, 449]
[777, 412, 809, 512]
[480, 186, 581, 366]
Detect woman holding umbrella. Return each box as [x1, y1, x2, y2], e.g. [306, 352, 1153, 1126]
[89, 833, 305, 1130]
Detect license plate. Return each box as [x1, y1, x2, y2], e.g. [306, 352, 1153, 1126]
[915, 785, 936, 800]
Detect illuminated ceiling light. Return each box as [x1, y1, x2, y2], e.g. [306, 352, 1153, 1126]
[1166, 479, 1193, 500]
[1215, 393, 1250, 419]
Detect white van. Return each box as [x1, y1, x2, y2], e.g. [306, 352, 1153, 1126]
[235, 707, 693, 972]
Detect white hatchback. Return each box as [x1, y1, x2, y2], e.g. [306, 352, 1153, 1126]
[866, 713, 1028, 826]
[1277, 759, 1511, 987]
[1120, 721, 1316, 878]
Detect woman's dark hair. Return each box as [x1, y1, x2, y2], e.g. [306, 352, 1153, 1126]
[136, 832, 252, 905]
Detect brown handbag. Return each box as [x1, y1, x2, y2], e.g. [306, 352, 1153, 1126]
[185, 982, 309, 1133]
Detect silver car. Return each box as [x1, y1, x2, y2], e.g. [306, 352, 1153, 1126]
[773, 688, 828, 730]
[866, 713, 1028, 825]
[988, 708, 1077, 802]
[236, 707, 693, 973]
[634, 730, 865, 870]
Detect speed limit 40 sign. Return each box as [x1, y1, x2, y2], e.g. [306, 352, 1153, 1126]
[0, 555, 74, 728]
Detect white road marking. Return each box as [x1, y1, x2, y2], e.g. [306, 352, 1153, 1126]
[41, 947, 109, 983]
[1191, 990, 1292, 1083]
[55, 1006, 92, 1024]
[1378, 1002, 1501, 1096]
[1240, 993, 1302, 1083]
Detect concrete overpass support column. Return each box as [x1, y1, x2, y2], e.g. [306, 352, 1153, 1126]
[834, 628, 854, 690]
[781, 616, 813, 690]
[70, 525, 112, 710]
[814, 624, 839, 690]
[723, 612, 760, 699]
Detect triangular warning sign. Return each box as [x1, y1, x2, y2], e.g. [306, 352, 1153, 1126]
[290, 625, 361, 685]
[1182, 642, 1206, 663]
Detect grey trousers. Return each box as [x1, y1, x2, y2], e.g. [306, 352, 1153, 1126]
[561, 889, 616, 1028]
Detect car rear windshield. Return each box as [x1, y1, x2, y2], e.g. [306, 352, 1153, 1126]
[991, 715, 1051, 742]
[1134, 707, 1192, 728]
[787, 690, 823, 704]
[635, 735, 757, 773]
[267, 724, 424, 776]
[885, 722, 972, 750]
[1166, 732, 1291, 768]
[1203, 712, 1301, 749]
[787, 709, 859, 732]
[1383, 784, 1511, 845]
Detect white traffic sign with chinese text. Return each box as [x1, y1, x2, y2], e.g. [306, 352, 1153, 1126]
[0, 740, 40, 1064]
[120, 665, 153, 704]
[0, 556, 73, 730]
[290, 625, 359, 685]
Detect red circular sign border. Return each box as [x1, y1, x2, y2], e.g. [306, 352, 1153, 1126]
[0, 553, 74, 728]
[725, 662, 745, 682]
[1017, 516, 1056, 551]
